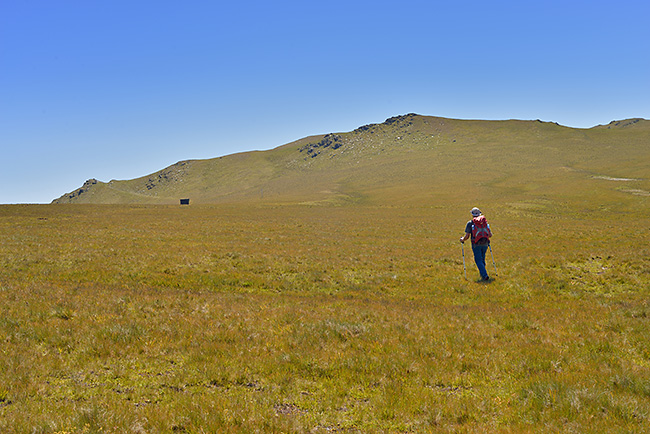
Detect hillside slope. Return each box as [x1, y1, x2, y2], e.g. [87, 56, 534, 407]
[52, 114, 650, 208]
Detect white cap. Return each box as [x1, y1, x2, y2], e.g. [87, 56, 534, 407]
[471, 207, 481, 217]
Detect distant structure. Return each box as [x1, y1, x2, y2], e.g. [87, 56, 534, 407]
[180, 198, 190, 205]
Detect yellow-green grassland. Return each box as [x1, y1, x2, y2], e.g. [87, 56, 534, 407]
[3, 115, 650, 433]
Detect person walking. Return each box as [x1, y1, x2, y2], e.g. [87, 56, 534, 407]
[460, 207, 492, 281]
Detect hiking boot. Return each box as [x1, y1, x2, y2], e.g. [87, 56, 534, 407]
[482, 276, 490, 281]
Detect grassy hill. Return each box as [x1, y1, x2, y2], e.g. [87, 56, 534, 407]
[52, 114, 650, 209]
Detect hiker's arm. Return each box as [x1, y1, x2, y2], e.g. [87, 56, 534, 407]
[460, 232, 470, 243]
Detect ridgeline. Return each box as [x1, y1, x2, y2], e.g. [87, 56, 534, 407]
[52, 114, 650, 209]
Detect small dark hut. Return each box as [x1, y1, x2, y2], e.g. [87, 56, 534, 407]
[180, 198, 190, 205]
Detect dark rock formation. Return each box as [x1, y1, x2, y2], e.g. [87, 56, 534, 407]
[299, 134, 344, 157]
[63, 178, 98, 200]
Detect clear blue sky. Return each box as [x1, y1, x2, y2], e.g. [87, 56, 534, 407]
[2, 0, 649, 203]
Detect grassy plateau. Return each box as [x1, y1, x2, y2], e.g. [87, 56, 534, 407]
[1, 200, 649, 433]
[4, 115, 650, 432]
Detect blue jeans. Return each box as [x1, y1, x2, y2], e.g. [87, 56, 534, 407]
[471, 243, 489, 279]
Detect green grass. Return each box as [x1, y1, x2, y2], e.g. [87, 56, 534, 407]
[1, 202, 649, 433]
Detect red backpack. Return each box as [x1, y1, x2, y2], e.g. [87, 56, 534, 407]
[471, 215, 492, 243]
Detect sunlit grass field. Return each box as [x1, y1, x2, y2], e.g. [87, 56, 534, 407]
[1, 202, 649, 433]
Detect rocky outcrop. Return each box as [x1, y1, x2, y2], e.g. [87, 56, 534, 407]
[299, 114, 420, 160]
[606, 119, 643, 129]
[383, 113, 417, 127]
[55, 178, 99, 202]
[354, 113, 418, 133]
[144, 161, 188, 190]
[299, 134, 344, 158]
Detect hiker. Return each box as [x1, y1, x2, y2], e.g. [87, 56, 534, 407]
[460, 207, 492, 281]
